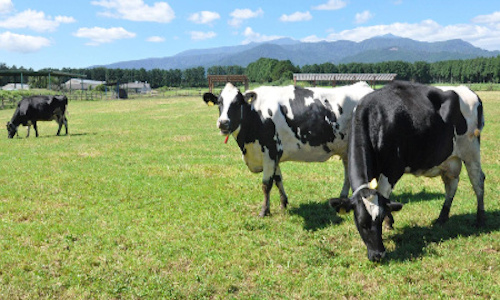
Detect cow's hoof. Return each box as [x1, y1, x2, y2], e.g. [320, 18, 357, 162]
[280, 197, 288, 210]
[475, 211, 486, 227]
[433, 217, 448, 226]
[259, 208, 270, 217]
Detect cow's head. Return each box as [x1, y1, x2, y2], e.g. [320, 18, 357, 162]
[6, 121, 17, 138]
[330, 179, 403, 262]
[203, 83, 255, 136]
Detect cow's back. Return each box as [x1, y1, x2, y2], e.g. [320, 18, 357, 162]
[351, 81, 466, 182]
[248, 82, 373, 162]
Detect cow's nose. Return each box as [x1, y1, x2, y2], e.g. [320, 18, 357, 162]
[218, 119, 230, 131]
[367, 249, 386, 262]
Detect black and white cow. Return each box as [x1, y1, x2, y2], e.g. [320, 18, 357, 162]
[7, 95, 68, 138]
[203, 82, 374, 216]
[330, 81, 485, 261]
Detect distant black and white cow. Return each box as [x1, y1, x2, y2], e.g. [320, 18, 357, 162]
[330, 81, 485, 261]
[203, 82, 374, 216]
[7, 95, 68, 138]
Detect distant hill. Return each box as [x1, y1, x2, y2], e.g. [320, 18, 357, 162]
[99, 35, 500, 70]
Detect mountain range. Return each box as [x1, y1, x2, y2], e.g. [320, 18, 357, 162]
[100, 34, 500, 70]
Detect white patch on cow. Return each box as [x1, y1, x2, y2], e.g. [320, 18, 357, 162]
[436, 85, 482, 138]
[218, 82, 240, 128]
[362, 193, 381, 221]
[304, 96, 315, 106]
[377, 174, 392, 199]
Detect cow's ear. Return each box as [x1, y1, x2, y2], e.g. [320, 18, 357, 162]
[329, 197, 354, 214]
[244, 92, 257, 104]
[386, 201, 403, 212]
[203, 93, 218, 106]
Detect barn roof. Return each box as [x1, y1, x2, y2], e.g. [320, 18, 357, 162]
[293, 73, 397, 81]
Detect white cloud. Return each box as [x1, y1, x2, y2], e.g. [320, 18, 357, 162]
[312, 0, 347, 11]
[91, 0, 175, 23]
[189, 31, 216, 41]
[472, 11, 500, 24]
[0, 0, 13, 14]
[73, 27, 136, 46]
[355, 10, 373, 24]
[229, 8, 263, 27]
[146, 36, 165, 42]
[0, 31, 51, 53]
[0, 9, 75, 32]
[188, 11, 220, 25]
[241, 27, 283, 44]
[280, 11, 312, 22]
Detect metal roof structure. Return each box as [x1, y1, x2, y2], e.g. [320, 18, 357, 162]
[293, 73, 397, 87]
[0, 69, 87, 90]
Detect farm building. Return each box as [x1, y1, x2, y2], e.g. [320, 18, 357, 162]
[1, 83, 30, 91]
[64, 78, 105, 90]
[121, 81, 151, 94]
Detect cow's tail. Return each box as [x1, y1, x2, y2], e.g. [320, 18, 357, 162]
[474, 97, 484, 138]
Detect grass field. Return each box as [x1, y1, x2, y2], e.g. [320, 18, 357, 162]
[0, 91, 498, 299]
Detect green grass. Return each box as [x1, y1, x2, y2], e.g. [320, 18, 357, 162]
[0, 93, 498, 299]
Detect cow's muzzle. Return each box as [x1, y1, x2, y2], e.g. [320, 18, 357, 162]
[367, 249, 386, 262]
[218, 119, 231, 135]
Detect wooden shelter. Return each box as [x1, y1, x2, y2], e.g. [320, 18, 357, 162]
[207, 75, 249, 93]
[293, 73, 397, 87]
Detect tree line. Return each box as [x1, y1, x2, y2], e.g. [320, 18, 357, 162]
[2, 55, 500, 89]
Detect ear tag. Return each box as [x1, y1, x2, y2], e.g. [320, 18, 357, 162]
[248, 97, 253, 103]
[338, 207, 347, 215]
[207, 102, 214, 107]
[369, 178, 378, 190]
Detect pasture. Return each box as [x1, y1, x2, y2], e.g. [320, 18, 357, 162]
[0, 91, 498, 299]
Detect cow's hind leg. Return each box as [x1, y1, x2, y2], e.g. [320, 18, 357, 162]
[463, 157, 485, 227]
[436, 157, 462, 224]
[274, 166, 288, 210]
[33, 121, 39, 137]
[339, 154, 350, 199]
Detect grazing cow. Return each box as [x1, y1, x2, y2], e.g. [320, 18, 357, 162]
[7, 95, 68, 138]
[203, 82, 374, 216]
[330, 81, 485, 261]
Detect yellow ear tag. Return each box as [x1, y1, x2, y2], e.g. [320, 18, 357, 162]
[339, 207, 347, 215]
[248, 97, 253, 103]
[207, 102, 214, 106]
[369, 178, 378, 190]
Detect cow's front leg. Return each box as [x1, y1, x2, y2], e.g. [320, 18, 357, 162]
[26, 125, 30, 138]
[259, 159, 277, 217]
[274, 166, 288, 210]
[436, 158, 462, 224]
[56, 118, 63, 136]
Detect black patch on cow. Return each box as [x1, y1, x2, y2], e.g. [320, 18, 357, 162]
[236, 105, 283, 162]
[279, 86, 337, 149]
[268, 109, 273, 117]
[337, 104, 343, 115]
[348, 81, 468, 188]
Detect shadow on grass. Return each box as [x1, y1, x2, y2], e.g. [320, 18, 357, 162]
[391, 190, 444, 204]
[289, 200, 344, 231]
[12, 132, 97, 139]
[388, 210, 500, 261]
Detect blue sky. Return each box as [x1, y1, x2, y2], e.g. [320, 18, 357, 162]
[1, 0, 500, 70]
